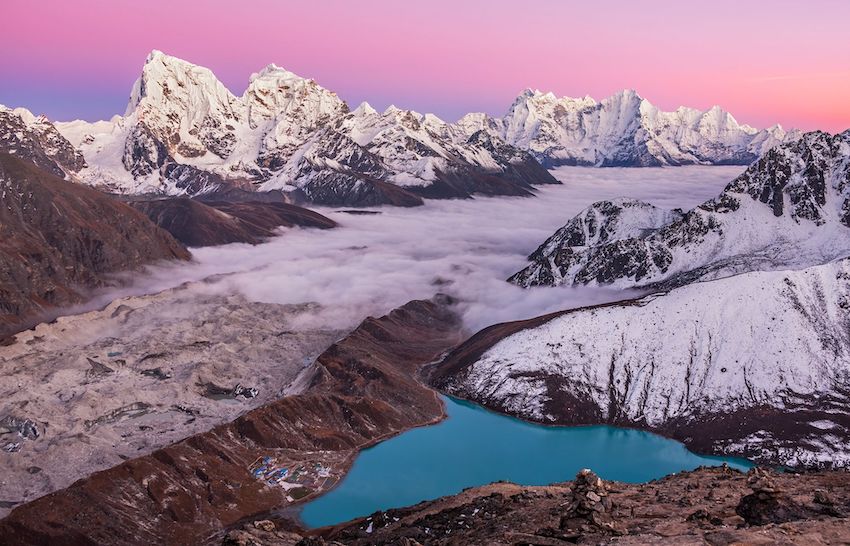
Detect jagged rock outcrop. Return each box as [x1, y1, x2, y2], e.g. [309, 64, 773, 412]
[128, 197, 336, 247]
[510, 198, 683, 286]
[458, 88, 798, 168]
[511, 130, 850, 289]
[0, 106, 85, 177]
[0, 153, 189, 337]
[434, 257, 850, 468]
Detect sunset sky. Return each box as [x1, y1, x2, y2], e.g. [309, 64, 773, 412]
[3, 0, 849, 131]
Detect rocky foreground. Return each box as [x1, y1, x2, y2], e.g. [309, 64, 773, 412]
[227, 466, 850, 545]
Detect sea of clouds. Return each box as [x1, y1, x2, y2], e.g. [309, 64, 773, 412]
[95, 165, 744, 333]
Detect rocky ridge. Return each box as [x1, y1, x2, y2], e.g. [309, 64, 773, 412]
[227, 466, 850, 545]
[434, 257, 850, 468]
[0, 297, 464, 545]
[128, 197, 337, 247]
[511, 130, 850, 289]
[0, 105, 85, 177]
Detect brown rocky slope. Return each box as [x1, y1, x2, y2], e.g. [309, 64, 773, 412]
[129, 197, 337, 247]
[230, 466, 850, 545]
[0, 153, 189, 337]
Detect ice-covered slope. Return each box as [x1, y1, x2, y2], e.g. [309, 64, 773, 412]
[435, 258, 850, 467]
[511, 130, 850, 288]
[56, 51, 556, 204]
[459, 89, 798, 167]
[0, 105, 85, 177]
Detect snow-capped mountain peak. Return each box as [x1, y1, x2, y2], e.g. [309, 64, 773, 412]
[465, 87, 799, 167]
[352, 101, 377, 117]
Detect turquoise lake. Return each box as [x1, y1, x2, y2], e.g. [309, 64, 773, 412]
[300, 396, 751, 528]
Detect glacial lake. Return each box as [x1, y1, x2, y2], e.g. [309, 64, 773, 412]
[300, 395, 751, 527]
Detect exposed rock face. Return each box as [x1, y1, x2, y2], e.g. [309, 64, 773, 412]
[0, 106, 85, 177]
[434, 258, 850, 468]
[0, 297, 463, 545]
[124, 50, 245, 168]
[56, 51, 557, 205]
[260, 102, 559, 201]
[458, 88, 798, 168]
[511, 130, 850, 289]
[128, 197, 336, 247]
[0, 153, 189, 337]
[259, 125, 425, 207]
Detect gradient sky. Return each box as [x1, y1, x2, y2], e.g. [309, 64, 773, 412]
[3, 0, 849, 131]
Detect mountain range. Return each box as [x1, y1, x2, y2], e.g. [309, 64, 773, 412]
[460, 88, 798, 168]
[1, 50, 801, 207]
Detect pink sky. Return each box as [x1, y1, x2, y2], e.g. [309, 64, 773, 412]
[3, 0, 849, 131]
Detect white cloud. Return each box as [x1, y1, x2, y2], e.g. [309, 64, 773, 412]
[92, 165, 744, 333]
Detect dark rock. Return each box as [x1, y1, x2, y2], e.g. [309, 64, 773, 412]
[140, 368, 172, 381]
[735, 468, 813, 526]
[129, 196, 336, 247]
[0, 108, 85, 177]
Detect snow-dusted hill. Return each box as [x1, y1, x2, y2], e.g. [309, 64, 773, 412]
[53, 51, 557, 204]
[434, 258, 850, 467]
[511, 130, 850, 288]
[0, 106, 85, 178]
[459, 89, 798, 168]
[509, 198, 683, 286]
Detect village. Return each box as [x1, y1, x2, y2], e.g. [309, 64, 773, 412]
[248, 453, 337, 503]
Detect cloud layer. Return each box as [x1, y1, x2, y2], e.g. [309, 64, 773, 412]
[97, 166, 744, 333]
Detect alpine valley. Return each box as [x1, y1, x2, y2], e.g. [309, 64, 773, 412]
[1, 46, 849, 546]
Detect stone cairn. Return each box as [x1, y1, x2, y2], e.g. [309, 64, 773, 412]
[747, 468, 781, 498]
[560, 468, 616, 531]
[736, 467, 808, 525]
